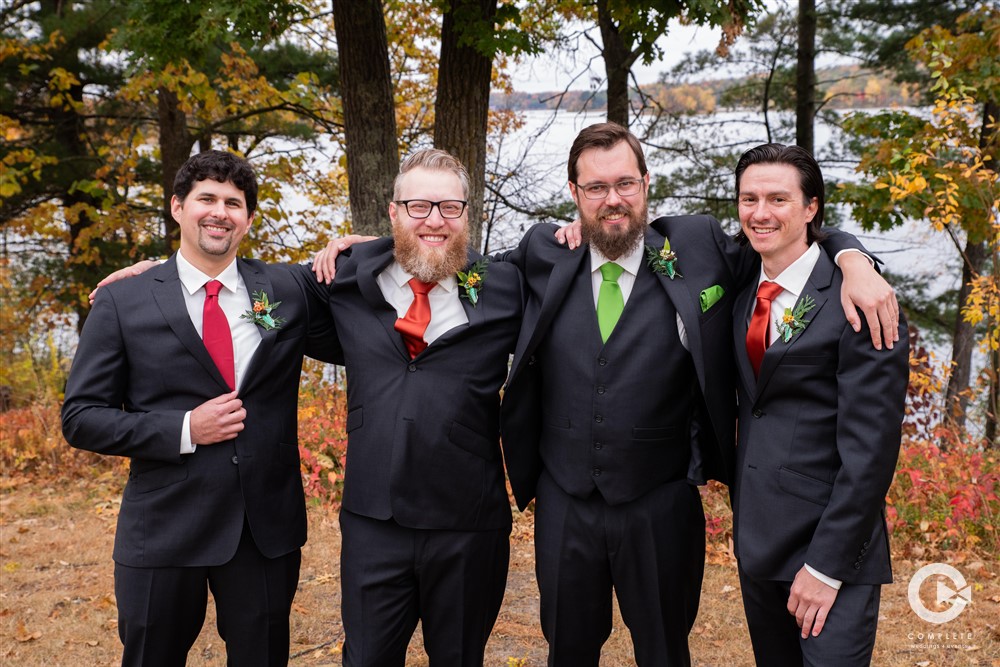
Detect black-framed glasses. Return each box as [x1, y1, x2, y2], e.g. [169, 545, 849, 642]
[395, 199, 468, 219]
[575, 178, 644, 200]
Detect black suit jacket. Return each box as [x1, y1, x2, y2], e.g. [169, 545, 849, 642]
[295, 239, 523, 531]
[62, 257, 338, 568]
[731, 251, 908, 584]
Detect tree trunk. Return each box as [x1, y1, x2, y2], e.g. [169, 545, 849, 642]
[945, 238, 987, 426]
[597, 0, 635, 128]
[157, 86, 193, 250]
[332, 0, 398, 238]
[434, 0, 496, 250]
[981, 99, 999, 446]
[795, 0, 816, 154]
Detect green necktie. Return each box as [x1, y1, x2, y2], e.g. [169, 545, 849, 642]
[597, 262, 625, 343]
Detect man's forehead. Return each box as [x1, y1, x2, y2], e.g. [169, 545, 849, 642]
[190, 178, 245, 197]
[575, 142, 642, 179]
[398, 167, 463, 195]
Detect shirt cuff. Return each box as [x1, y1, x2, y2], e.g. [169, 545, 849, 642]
[180, 411, 197, 454]
[833, 248, 874, 268]
[805, 563, 842, 590]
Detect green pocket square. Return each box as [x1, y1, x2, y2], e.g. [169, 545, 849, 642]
[699, 285, 725, 313]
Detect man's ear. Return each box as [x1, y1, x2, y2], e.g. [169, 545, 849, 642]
[169, 195, 183, 223]
[388, 201, 398, 224]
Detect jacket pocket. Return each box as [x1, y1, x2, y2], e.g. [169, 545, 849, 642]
[346, 407, 363, 433]
[126, 463, 188, 495]
[778, 466, 832, 506]
[632, 426, 677, 441]
[449, 420, 497, 461]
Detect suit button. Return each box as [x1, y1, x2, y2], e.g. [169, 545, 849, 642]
[752, 409, 763, 418]
[231, 455, 239, 465]
[595, 415, 603, 423]
[598, 358, 607, 366]
[407, 364, 417, 372]
[854, 563, 862, 570]
[592, 467, 602, 477]
[863, 540, 870, 548]
[528, 355, 536, 366]
[594, 442, 603, 450]
[597, 385, 606, 395]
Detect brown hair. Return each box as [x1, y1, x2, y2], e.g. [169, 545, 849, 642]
[393, 148, 470, 200]
[735, 143, 826, 244]
[567, 123, 648, 184]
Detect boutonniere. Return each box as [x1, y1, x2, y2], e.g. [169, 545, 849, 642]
[456, 258, 488, 307]
[241, 290, 285, 330]
[645, 237, 682, 279]
[775, 295, 815, 343]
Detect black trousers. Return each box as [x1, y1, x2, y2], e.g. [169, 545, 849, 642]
[534, 471, 705, 667]
[738, 564, 881, 667]
[338, 510, 510, 667]
[114, 520, 301, 667]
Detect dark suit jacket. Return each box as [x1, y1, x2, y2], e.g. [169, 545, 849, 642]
[294, 239, 523, 531]
[62, 257, 338, 568]
[500, 216, 872, 511]
[731, 251, 908, 584]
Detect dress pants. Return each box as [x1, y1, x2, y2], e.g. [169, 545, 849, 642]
[114, 519, 301, 667]
[339, 510, 510, 667]
[738, 564, 881, 667]
[534, 470, 705, 667]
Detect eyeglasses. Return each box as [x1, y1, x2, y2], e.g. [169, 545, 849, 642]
[395, 199, 468, 219]
[575, 178, 644, 200]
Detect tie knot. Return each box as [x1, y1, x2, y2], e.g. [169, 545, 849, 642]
[600, 262, 624, 283]
[205, 280, 223, 298]
[408, 278, 436, 295]
[756, 280, 783, 302]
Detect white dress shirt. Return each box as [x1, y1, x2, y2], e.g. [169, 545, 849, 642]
[377, 261, 469, 344]
[589, 241, 688, 350]
[176, 251, 261, 453]
[752, 242, 842, 591]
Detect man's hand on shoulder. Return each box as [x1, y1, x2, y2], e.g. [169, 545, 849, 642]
[787, 565, 839, 639]
[190, 391, 246, 444]
[89, 259, 161, 304]
[553, 220, 582, 249]
[838, 251, 899, 350]
[311, 235, 378, 284]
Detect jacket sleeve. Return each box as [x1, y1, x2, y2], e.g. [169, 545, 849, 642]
[286, 263, 343, 365]
[61, 288, 186, 462]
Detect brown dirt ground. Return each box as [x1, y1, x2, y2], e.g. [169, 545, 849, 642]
[1, 476, 998, 666]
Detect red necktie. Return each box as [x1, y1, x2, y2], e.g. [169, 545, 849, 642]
[203, 280, 235, 390]
[746, 281, 783, 377]
[395, 278, 435, 358]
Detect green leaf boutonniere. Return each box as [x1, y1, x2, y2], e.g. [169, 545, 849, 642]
[241, 290, 285, 330]
[645, 237, 682, 279]
[775, 295, 816, 343]
[457, 258, 489, 307]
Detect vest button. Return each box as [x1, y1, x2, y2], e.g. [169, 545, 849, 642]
[231, 455, 239, 465]
[596, 385, 606, 395]
[598, 357, 607, 366]
[594, 442, 603, 450]
[408, 364, 417, 372]
[595, 415, 603, 423]
[752, 409, 763, 418]
[592, 467, 602, 477]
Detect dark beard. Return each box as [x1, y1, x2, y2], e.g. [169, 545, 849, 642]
[393, 222, 470, 282]
[581, 204, 647, 260]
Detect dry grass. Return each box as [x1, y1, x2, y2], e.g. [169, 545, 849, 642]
[1, 477, 998, 666]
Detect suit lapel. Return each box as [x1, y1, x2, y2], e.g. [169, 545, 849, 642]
[151, 258, 231, 391]
[431, 250, 485, 348]
[238, 260, 276, 394]
[733, 282, 759, 396]
[354, 241, 411, 360]
[509, 246, 588, 381]
[755, 252, 835, 392]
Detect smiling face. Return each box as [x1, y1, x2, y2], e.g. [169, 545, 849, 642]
[390, 166, 470, 282]
[172, 178, 253, 275]
[738, 163, 818, 276]
[569, 141, 650, 260]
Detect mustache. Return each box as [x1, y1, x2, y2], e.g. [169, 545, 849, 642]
[598, 205, 630, 218]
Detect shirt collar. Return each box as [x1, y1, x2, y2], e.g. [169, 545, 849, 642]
[176, 250, 240, 296]
[589, 238, 644, 277]
[757, 242, 821, 297]
[384, 260, 458, 293]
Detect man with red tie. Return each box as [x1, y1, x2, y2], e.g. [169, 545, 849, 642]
[295, 148, 523, 665]
[730, 144, 909, 665]
[62, 150, 339, 666]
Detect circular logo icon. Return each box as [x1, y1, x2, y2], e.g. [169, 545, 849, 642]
[908, 563, 971, 624]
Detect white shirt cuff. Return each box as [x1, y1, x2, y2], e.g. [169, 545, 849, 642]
[833, 248, 874, 268]
[180, 411, 196, 454]
[805, 563, 842, 590]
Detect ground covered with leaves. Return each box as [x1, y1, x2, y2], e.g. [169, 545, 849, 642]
[2, 472, 998, 666]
